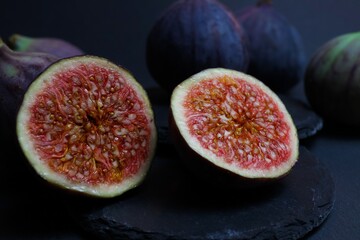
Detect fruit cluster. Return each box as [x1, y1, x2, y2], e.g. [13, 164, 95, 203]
[1, 0, 355, 198]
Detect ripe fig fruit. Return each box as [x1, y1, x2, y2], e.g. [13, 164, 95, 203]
[170, 68, 298, 187]
[0, 38, 59, 122]
[147, 0, 249, 92]
[16, 56, 157, 198]
[305, 31, 360, 127]
[236, 0, 306, 92]
[9, 34, 84, 59]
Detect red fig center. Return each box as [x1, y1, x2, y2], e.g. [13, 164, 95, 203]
[27, 63, 151, 185]
[183, 76, 291, 170]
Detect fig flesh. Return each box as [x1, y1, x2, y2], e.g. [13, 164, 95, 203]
[305, 31, 360, 127]
[170, 68, 298, 186]
[9, 34, 84, 59]
[16, 56, 157, 198]
[236, 0, 306, 92]
[147, 0, 249, 92]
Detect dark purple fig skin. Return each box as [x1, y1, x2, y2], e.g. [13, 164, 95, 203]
[0, 39, 59, 156]
[305, 32, 360, 128]
[0, 39, 59, 155]
[9, 34, 84, 59]
[236, 0, 306, 93]
[147, 0, 249, 92]
[0, 39, 58, 152]
[0, 39, 59, 122]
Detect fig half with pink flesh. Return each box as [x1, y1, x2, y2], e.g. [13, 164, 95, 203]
[17, 56, 157, 198]
[170, 68, 298, 187]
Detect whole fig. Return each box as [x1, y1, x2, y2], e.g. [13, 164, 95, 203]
[147, 0, 249, 92]
[0, 39, 58, 145]
[236, 0, 306, 92]
[9, 34, 84, 59]
[0, 39, 59, 122]
[305, 31, 360, 127]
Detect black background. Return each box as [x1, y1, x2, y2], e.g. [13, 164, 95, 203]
[2, 0, 360, 89]
[1, 0, 360, 239]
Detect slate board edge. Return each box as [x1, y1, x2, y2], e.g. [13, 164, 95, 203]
[76, 148, 335, 240]
[79, 200, 335, 240]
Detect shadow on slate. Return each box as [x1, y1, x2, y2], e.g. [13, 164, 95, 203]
[68, 146, 335, 240]
[145, 88, 323, 146]
[0, 131, 84, 239]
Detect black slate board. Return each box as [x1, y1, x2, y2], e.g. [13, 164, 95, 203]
[278, 95, 323, 140]
[147, 88, 323, 143]
[70, 147, 334, 240]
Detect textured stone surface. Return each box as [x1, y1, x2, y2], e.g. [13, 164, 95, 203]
[70, 147, 334, 240]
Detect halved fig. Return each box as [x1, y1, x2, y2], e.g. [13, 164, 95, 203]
[170, 68, 298, 187]
[17, 56, 157, 198]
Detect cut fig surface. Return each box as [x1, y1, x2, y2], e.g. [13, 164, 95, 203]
[171, 68, 298, 179]
[17, 56, 156, 198]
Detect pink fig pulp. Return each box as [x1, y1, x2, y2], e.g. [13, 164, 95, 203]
[17, 56, 157, 197]
[170, 68, 299, 187]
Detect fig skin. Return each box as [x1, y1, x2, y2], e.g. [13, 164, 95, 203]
[9, 34, 84, 59]
[305, 31, 360, 128]
[147, 0, 249, 92]
[0, 39, 59, 122]
[170, 68, 299, 190]
[236, 0, 306, 93]
[16, 56, 157, 198]
[0, 39, 59, 172]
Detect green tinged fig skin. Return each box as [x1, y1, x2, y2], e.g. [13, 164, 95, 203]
[147, 0, 249, 92]
[9, 34, 84, 59]
[16, 56, 157, 198]
[236, 0, 306, 92]
[305, 32, 360, 127]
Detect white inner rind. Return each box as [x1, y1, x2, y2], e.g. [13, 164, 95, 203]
[16, 56, 157, 198]
[171, 68, 298, 179]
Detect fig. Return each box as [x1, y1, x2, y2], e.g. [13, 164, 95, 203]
[146, 0, 249, 92]
[305, 31, 360, 127]
[9, 34, 84, 59]
[236, 0, 306, 92]
[0, 39, 59, 122]
[170, 68, 298, 187]
[16, 56, 157, 198]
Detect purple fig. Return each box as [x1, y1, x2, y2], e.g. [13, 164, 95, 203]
[0, 38, 59, 154]
[146, 0, 249, 92]
[8, 34, 84, 59]
[236, 0, 306, 93]
[0, 39, 59, 122]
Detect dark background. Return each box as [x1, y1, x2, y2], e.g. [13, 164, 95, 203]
[1, 0, 360, 239]
[2, 0, 360, 89]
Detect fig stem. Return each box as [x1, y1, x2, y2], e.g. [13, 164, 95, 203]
[8, 34, 32, 51]
[257, 0, 272, 6]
